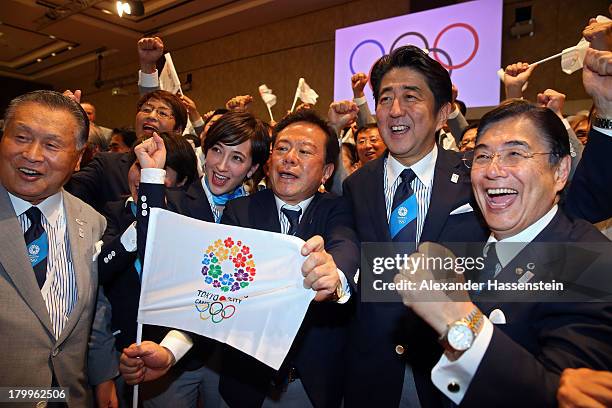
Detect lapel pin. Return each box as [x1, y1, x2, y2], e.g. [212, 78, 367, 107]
[515, 267, 524, 276]
[451, 173, 459, 184]
[518, 271, 535, 283]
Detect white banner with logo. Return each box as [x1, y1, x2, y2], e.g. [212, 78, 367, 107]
[137, 208, 315, 369]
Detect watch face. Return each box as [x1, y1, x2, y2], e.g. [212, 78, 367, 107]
[448, 323, 474, 351]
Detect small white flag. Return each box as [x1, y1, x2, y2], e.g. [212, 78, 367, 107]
[561, 39, 589, 75]
[296, 78, 319, 105]
[258, 84, 277, 107]
[138, 208, 315, 370]
[159, 53, 182, 95]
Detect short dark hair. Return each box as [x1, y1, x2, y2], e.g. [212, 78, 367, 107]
[370, 45, 452, 113]
[477, 99, 570, 165]
[273, 109, 339, 166]
[353, 123, 380, 143]
[136, 90, 188, 134]
[112, 127, 137, 148]
[129, 132, 198, 186]
[4, 90, 89, 148]
[203, 111, 270, 170]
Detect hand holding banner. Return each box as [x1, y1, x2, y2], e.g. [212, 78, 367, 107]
[137, 208, 315, 370]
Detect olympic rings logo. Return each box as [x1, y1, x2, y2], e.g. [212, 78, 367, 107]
[195, 301, 236, 323]
[349, 23, 479, 76]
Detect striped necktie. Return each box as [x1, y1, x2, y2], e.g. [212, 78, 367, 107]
[389, 169, 418, 243]
[281, 207, 302, 236]
[24, 207, 48, 289]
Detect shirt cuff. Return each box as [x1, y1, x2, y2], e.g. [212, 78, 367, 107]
[353, 96, 367, 106]
[447, 105, 460, 119]
[593, 126, 612, 137]
[119, 221, 137, 252]
[138, 70, 159, 88]
[335, 268, 352, 304]
[140, 168, 166, 184]
[431, 317, 494, 405]
[160, 330, 193, 365]
[561, 118, 571, 130]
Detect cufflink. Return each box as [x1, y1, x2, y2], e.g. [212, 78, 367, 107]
[447, 381, 460, 393]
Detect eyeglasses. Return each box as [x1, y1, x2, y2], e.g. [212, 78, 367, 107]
[139, 105, 174, 119]
[357, 137, 382, 145]
[463, 147, 554, 169]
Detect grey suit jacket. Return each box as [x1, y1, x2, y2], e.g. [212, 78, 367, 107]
[0, 185, 110, 407]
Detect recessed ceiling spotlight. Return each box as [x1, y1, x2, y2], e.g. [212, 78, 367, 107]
[51, 52, 56, 57]
[101, 8, 113, 15]
[49, 35, 56, 39]
[67, 46, 73, 50]
[36, 58, 43, 62]
[116, 1, 144, 17]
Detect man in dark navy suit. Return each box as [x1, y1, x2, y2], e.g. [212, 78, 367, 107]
[392, 99, 612, 408]
[343, 45, 612, 407]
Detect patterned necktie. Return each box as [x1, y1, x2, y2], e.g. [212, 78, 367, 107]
[389, 169, 418, 243]
[480, 242, 501, 282]
[24, 207, 48, 289]
[281, 207, 302, 236]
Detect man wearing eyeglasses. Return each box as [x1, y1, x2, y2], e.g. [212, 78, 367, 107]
[66, 90, 187, 212]
[343, 44, 612, 407]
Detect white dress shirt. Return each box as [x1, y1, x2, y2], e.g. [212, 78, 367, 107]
[9, 191, 78, 339]
[384, 145, 437, 243]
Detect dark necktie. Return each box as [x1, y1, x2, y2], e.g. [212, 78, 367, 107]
[480, 242, 501, 282]
[281, 207, 302, 236]
[389, 169, 418, 243]
[24, 207, 48, 289]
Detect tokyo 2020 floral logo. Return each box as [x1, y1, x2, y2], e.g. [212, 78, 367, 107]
[201, 237, 256, 292]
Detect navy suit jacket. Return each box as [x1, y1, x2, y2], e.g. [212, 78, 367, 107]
[218, 189, 360, 408]
[459, 210, 612, 407]
[66, 152, 132, 213]
[342, 127, 612, 407]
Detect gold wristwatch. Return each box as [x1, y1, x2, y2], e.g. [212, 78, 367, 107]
[439, 307, 484, 356]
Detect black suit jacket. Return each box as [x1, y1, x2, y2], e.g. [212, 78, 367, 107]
[66, 152, 132, 213]
[218, 189, 360, 408]
[99, 200, 141, 350]
[458, 210, 612, 408]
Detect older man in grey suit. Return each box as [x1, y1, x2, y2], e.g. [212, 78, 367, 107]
[0, 90, 115, 407]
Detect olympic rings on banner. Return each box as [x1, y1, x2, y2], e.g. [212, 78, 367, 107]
[349, 39, 385, 76]
[432, 23, 479, 70]
[196, 301, 237, 323]
[348, 23, 479, 76]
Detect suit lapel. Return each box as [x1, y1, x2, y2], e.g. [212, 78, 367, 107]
[186, 180, 215, 222]
[57, 190, 92, 345]
[366, 155, 392, 241]
[252, 189, 281, 233]
[296, 193, 322, 239]
[0, 186, 54, 336]
[421, 148, 471, 242]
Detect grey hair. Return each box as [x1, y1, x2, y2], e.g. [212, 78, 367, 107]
[4, 90, 90, 149]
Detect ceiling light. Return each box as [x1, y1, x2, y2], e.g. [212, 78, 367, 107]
[116, 1, 144, 17]
[51, 52, 56, 57]
[49, 35, 56, 39]
[101, 8, 113, 15]
[36, 58, 43, 63]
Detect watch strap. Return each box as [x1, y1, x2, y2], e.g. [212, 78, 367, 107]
[592, 116, 612, 130]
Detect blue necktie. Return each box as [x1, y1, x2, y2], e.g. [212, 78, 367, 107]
[24, 207, 48, 289]
[389, 169, 418, 243]
[281, 208, 302, 236]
